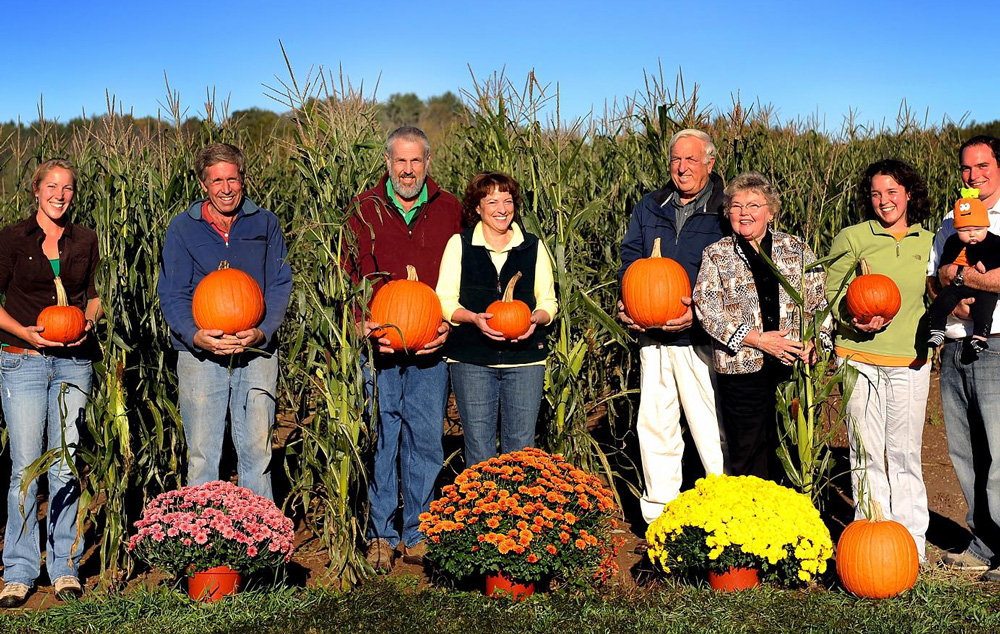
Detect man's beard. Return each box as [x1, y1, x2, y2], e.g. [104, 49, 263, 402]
[390, 172, 426, 200]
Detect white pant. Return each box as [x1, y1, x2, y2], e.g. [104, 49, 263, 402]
[844, 359, 930, 558]
[637, 343, 724, 524]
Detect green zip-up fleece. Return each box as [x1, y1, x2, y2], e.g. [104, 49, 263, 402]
[826, 220, 934, 361]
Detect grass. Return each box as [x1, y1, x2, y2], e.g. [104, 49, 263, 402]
[1, 575, 998, 634]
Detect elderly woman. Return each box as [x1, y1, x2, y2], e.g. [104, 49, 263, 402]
[826, 159, 933, 560]
[436, 172, 557, 467]
[693, 171, 829, 481]
[0, 159, 102, 606]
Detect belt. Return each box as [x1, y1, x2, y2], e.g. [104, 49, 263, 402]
[3, 346, 41, 355]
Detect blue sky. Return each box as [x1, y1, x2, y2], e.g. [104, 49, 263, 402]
[2, 1, 993, 130]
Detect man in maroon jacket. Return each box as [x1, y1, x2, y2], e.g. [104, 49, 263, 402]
[347, 126, 463, 572]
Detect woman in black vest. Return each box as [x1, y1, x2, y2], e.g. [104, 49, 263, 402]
[436, 172, 557, 468]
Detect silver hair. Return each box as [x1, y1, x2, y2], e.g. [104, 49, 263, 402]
[668, 128, 717, 164]
[723, 171, 781, 219]
[385, 126, 430, 158]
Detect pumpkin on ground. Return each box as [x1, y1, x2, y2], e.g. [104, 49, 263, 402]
[622, 237, 690, 328]
[836, 501, 919, 599]
[37, 276, 86, 344]
[845, 258, 901, 324]
[370, 265, 442, 352]
[192, 261, 265, 335]
[486, 271, 532, 339]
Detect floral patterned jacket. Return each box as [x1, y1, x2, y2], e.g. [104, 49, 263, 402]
[692, 231, 832, 375]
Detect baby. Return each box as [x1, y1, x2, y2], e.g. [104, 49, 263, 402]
[928, 188, 1000, 355]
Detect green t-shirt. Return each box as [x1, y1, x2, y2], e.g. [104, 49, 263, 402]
[385, 180, 428, 226]
[50, 258, 60, 277]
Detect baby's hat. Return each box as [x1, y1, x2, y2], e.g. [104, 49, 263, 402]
[954, 188, 989, 228]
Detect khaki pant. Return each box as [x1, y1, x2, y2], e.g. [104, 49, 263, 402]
[637, 343, 724, 524]
[844, 359, 930, 558]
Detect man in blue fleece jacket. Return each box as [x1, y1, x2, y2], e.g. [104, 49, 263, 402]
[157, 143, 292, 500]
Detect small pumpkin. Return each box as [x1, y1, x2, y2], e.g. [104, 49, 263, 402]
[622, 237, 691, 328]
[370, 265, 442, 352]
[37, 276, 86, 344]
[836, 501, 919, 599]
[192, 261, 265, 335]
[845, 259, 901, 324]
[487, 272, 532, 339]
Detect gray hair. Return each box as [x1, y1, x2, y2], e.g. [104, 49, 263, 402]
[386, 126, 430, 158]
[668, 128, 717, 163]
[195, 143, 246, 182]
[724, 171, 781, 219]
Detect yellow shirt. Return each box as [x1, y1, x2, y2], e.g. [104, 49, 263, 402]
[436, 222, 558, 367]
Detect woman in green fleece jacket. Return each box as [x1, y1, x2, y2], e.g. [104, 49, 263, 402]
[826, 159, 933, 561]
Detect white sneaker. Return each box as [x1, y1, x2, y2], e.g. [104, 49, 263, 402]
[0, 582, 31, 608]
[53, 576, 83, 601]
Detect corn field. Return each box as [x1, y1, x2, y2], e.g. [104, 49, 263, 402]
[0, 63, 972, 587]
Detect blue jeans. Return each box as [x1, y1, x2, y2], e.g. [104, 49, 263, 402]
[365, 356, 448, 548]
[1, 351, 91, 585]
[940, 339, 1000, 564]
[177, 349, 278, 500]
[449, 363, 544, 467]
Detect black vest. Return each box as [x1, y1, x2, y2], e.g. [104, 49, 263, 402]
[445, 227, 549, 365]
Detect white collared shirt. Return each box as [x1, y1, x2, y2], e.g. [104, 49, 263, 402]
[927, 199, 1000, 338]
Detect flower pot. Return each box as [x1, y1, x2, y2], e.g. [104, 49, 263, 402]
[708, 566, 761, 591]
[485, 572, 535, 600]
[188, 565, 242, 602]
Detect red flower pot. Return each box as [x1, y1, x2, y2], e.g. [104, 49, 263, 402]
[188, 565, 242, 602]
[708, 566, 761, 591]
[485, 572, 535, 600]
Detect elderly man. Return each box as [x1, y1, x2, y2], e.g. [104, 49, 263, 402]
[617, 128, 727, 526]
[929, 135, 1000, 581]
[158, 143, 292, 500]
[347, 126, 462, 572]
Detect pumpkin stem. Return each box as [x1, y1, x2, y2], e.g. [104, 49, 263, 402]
[869, 500, 885, 523]
[858, 258, 871, 277]
[502, 272, 522, 302]
[218, 261, 231, 271]
[53, 276, 69, 307]
[651, 237, 662, 258]
[405, 265, 419, 282]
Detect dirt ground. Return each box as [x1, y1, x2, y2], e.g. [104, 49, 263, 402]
[0, 369, 980, 606]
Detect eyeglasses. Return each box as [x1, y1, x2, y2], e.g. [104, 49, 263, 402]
[729, 203, 768, 213]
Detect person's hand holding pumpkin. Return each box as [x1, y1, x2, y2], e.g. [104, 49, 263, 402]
[660, 297, 693, 332]
[617, 300, 645, 332]
[852, 315, 891, 333]
[415, 321, 452, 355]
[194, 329, 245, 355]
[65, 318, 96, 347]
[20, 324, 63, 349]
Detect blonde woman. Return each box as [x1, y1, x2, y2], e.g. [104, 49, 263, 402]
[0, 159, 102, 606]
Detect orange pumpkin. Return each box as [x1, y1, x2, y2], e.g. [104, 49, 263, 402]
[622, 237, 691, 328]
[836, 501, 919, 599]
[192, 261, 265, 335]
[37, 276, 86, 344]
[845, 259, 901, 324]
[370, 265, 442, 352]
[487, 271, 532, 339]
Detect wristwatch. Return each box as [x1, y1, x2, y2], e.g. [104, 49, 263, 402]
[953, 266, 965, 287]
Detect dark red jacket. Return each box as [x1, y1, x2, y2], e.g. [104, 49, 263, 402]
[346, 173, 462, 294]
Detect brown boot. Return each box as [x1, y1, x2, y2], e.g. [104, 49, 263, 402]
[366, 539, 395, 573]
[401, 541, 428, 565]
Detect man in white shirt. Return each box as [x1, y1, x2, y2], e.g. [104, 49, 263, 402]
[927, 135, 1000, 580]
